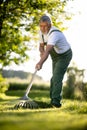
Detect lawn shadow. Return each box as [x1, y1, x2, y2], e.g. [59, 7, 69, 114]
[34, 100, 52, 108]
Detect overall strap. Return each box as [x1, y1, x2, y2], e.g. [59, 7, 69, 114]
[42, 29, 61, 45]
[42, 34, 45, 43]
[42, 34, 47, 45]
[49, 29, 61, 35]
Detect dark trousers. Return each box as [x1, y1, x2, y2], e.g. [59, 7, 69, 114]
[50, 48, 72, 105]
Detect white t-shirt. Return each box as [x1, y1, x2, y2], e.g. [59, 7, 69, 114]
[39, 26, 71, 54]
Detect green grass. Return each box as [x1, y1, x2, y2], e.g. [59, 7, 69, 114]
[0, 89, 87, 130]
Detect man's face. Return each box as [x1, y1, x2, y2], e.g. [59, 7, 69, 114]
[39, 21, 51, 34]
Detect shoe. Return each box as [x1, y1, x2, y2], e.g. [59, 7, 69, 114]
[51, 103, 61, 108]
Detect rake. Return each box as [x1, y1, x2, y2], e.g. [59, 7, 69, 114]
[14, 69, 39, 109]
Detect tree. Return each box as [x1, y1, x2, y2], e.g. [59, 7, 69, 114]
[0, 0, 73, 70]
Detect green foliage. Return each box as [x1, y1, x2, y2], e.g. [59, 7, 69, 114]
[83, 84, 87, 100]
[63, 85, 74, 99]
[0, 0, 73, 69]
[78, 83, 87, 101]
[63, 63, 86, 100]
[0, 74, 9, 94]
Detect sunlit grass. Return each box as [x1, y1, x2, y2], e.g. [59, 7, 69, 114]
[0, 93, 18, 100]
[0, 90, 87, 130]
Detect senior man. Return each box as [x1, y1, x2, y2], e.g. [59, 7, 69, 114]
[35, 15, 72, 108]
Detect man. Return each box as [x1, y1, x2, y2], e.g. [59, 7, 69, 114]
[35, 15, 72, 108]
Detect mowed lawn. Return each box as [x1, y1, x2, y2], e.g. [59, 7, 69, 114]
[0, 90, 87, 130]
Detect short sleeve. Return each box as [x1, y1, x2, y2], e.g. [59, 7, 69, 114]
[47, 32, 60, 45]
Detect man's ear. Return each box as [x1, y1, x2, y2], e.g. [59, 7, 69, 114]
[49, 24, 51, 28]
[48, 24, 51, 30]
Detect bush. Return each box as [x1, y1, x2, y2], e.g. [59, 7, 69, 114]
[8, 82, 49, 91]
[63, 85, 74, 99]
[81, 83, 87, 101]
[8, 82, 28, 90]
[0, 75, 9, 93]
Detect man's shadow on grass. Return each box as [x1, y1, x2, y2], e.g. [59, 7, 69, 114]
[35, 100, 52, 108]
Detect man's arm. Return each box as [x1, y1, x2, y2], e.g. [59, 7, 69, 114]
[36, 44, 53, 70]
[39, 43, 45, 57]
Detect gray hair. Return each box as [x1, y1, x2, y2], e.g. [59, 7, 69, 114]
[39, 15, 51, 24]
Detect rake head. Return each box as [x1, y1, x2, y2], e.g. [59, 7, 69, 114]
[14, 99, 39, 109]
[14, 69, 38, 109]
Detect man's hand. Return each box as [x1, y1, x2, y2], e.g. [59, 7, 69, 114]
[35, 62, 42, 70]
